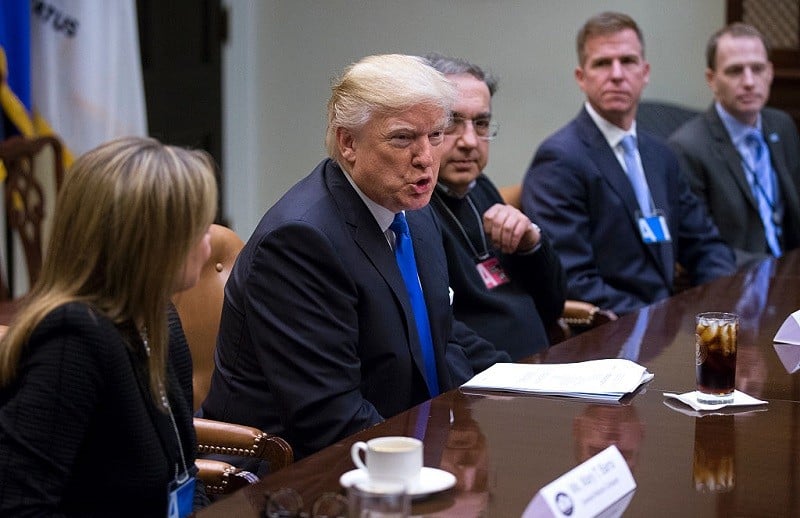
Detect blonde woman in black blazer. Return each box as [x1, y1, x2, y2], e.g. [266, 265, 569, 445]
[0, 137, 217, 517]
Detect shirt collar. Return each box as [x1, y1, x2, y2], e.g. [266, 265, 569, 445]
[584, 101, 638, 148]
[436, 180, 476, 199]
[715, 101, 762, 147]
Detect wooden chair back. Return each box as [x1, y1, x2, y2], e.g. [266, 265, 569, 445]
[0, 136, 64, 300]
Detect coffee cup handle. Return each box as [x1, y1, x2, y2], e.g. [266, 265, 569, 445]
[351, 441, 369, 472]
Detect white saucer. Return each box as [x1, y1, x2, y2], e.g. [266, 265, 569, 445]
[339, 467, 456, 499]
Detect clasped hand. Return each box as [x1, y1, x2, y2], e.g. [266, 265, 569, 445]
[482, 203, 540, 254]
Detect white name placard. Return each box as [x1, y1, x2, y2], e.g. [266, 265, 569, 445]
[774, 309, 800, 345]
[521, 445, 636, 518]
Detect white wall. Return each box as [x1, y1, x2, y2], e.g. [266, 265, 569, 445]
[222, 0, 726, 237]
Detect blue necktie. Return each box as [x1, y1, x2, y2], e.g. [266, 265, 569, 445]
[620, 135, 653, 217]
[390, 212, 439, 397]
[744, 131, 781, 257]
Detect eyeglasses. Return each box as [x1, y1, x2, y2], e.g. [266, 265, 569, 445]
[263, 487, 347, 518]
[445, 116, 499, 141]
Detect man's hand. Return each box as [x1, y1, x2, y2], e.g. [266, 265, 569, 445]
[482, 203, 540, 254]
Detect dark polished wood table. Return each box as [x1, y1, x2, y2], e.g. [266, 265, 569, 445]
[197, 252, 800, 517]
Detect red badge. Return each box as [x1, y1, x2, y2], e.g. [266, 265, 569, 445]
[476, 257, 510, 289]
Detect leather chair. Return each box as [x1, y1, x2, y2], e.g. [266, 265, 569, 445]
[172, 224, 293, 495]
[497, 184, 617, 343]
[191, 418, 292, 495]
[173, 224, 244, 412]
[0, 136, 64, 321]
[636, 100, 701, 140]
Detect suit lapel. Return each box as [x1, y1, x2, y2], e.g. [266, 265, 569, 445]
[763, 114, 800, 249]
[577, 111, 642, 218]
[705, 108, 759, 212]
[763, 115, 800, 218]
[763, 120, 789, 177]
[324, 162, 430, 383]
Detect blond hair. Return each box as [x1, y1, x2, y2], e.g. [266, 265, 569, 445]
[325, 54, 457, 164]
[0, 137, 218, 402]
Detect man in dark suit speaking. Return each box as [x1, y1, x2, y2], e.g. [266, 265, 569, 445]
[201, 54, 508, 461]
[670, 23, 800, 268]
[522, 11, 735, 316]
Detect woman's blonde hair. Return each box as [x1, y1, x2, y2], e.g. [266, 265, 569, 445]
[0, 136, 218, 401]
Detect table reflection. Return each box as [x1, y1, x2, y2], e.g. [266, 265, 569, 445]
[692, 415, 735, 493]
[734, 259, 774, 330]
[736, 345, 768, 399]
[733, 260, 774, 399]
[573, 405, 644, 472]
[773, 342, 800, 373]
[433, 395, 489, 517]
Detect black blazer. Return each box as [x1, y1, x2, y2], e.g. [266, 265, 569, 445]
[202, 158, 507, 459]
[669, 106, 800, 267]
[0, 303, 205, 516]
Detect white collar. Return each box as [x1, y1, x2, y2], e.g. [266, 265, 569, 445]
[584, 101, 638, 149]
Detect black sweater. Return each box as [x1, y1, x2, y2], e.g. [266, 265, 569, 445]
[431, 175, 566, 360]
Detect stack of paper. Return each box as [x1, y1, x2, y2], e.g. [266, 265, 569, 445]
[460, 359, 654, 401]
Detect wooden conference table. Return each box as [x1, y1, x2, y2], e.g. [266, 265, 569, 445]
[197, 251, 800, 517]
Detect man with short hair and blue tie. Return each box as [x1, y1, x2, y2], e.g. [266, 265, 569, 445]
[670, 22, 800, 268]
[522, 11, 735, 316]
[201, 54, 508, 462]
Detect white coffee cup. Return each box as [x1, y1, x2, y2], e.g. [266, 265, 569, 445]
[350, 436, 423, 486]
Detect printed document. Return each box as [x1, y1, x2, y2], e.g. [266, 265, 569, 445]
[460, 359, 653, 401]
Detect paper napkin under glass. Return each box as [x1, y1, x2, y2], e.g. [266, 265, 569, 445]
[663, 390, 767, 412]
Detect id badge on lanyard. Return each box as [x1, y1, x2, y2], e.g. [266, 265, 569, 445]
[167, 471, 195, 518]
[476, 256, 510, 289]
[637, 210, 671, 244]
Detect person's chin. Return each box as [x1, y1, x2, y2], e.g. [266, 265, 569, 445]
[443, 167, 479, 183]
[403, 191, 434, 211]
[737, 102, 764, 116]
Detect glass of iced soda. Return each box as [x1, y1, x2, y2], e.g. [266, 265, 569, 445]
[695, 312, 738, 404]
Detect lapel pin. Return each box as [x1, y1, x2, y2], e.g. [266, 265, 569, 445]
[769, 133, 779, 143]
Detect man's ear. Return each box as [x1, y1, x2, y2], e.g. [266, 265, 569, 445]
[574, 65, 586, 93]
[337, 127, 356, 164]
[705, 68, 717, 95]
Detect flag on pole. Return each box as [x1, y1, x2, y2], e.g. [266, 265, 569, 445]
[0, 0, 33, 183]
[0, 0, 34, 143]
[31, 0, 148, 166]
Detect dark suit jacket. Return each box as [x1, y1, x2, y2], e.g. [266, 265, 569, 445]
[201, 158, 508, 459]
[669, 106, 800, 267]
[522, 107, 736, 316]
